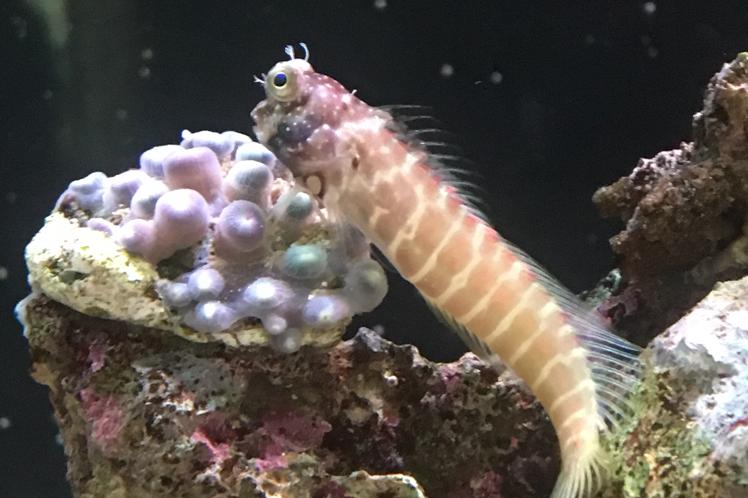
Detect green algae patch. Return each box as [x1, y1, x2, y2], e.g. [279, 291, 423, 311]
[602, 362, 719, 498]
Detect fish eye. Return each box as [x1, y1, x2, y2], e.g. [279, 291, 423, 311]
[273, 72, 288, 88]
[266, 66, 299, 102]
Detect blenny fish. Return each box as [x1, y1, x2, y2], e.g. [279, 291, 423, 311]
[251, 46, 641, 498]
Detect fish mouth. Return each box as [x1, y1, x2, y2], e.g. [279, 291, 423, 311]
[250, 99, 275, 145]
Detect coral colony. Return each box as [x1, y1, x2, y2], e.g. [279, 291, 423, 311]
[56, 130, 388, 353]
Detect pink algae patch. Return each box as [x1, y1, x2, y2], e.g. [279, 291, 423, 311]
[86, 341, 107, 373]
[79, 388, 125, 453]
[253, 452, 288, 472]
[191, 428, 231, 465]
[261, 409, 331, 455]
[439, 364, 463, 395]
[447, 470, 502, 498]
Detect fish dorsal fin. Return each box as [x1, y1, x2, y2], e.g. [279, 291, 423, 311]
[423, 296, 506, 372]
[381, 105, 491, 224]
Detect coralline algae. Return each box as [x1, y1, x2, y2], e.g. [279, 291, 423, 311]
[18, 293, 555, 498]
[41, 129, 388, 351]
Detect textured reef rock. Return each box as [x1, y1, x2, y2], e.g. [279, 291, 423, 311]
[17, 55, 748, 497]
[17, 274, 748, 497]
[18, 293, 557, 498]
[587, 53, 748, 498]
[602, 276, 748, 498]
[593, 53, 748, 343]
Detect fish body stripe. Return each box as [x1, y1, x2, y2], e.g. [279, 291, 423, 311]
[431, 223, 488, 305]
[549, 379, 596, 415]
[484, 282, 544, 344]
[458, 258, 523, 322]
[338, 138, 598, 460]
[409, 208, 466, 283]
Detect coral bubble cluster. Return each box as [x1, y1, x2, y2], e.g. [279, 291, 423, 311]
[56, 129, 387, 352]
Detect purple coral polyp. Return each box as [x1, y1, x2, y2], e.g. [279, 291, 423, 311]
[117, 189, 209, 262]
[138, 144, 182, 178]
[163, 147, 223, 201]
[57, 130, 388, 351]
[214, 200, 266, 258]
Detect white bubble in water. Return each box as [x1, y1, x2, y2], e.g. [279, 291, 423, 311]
[0, 266, 7, 281]
[642, 2, 656, 15]
[0, 417, 11, 430]
[489, 71, 503, 84]
[141, 47, 154, 60]
[11, 17, 27, 40]
[440, 63, 454, 78]
[647, 46, 659, 59]
[373, 0, 387, 10]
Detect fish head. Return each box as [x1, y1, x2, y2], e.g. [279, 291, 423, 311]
[251, 56, 370, 179]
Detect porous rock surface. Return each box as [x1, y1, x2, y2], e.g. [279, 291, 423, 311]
[602, 275, 748, 498]
[18, 293, 558, 498]
[19, 275, 748, 497]
[593, 53, 748, 342]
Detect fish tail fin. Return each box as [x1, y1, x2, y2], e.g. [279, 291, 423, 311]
[551, 433, 609, 498]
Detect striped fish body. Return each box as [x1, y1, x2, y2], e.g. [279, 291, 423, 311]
[330, 128, 600, 460]
[251, 52, 640, 498]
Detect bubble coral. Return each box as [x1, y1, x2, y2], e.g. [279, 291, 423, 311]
[153, 189, 210, 251]
[344, 260, 388, 312]
[55, 130, 389, 352]
[139, 144, 182, 178]
[65, 172, 107, 212]
[236, 141, 277, 166]
[280, 244, 328, 281]
[284, 192, 314, 221]
[130, 180, 169, 219]
[158, 281, 192, 309]
[242, 277, 294, 313]
[104, 170, 150, 211]
[162, 147, 223, 201]
[214, 200, 266, 262]
[187, 268, 225, 301]
[184, 300, 237, 333]
[220, 130, 253, 151]
[224, 161, 273, 207]
[117, 189, 209, 263]
[180, 130, 235, 160]
[302, 293, 351, 328]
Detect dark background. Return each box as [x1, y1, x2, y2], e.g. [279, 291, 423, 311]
[2, 1, 747, 496]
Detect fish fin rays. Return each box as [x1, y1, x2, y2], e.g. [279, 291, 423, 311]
[550, 439, 608, 498]
[500, 238, 643, 429]
[422, 296, 506, 372]
[381, 105, 492, 224]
